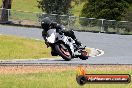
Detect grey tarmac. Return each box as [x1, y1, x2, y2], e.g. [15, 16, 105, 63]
[0, 25, 132, 65]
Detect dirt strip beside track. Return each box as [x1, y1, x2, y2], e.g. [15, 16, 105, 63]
[0, 65, 131, 74]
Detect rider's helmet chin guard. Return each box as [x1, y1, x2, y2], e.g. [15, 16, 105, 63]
[41, 17, 52, 31]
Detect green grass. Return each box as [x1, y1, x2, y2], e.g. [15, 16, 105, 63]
[0, 0, 41, 13]
[0, 0, 41, 21]
[10, 10, 39, 21]
[0, 66, 131, 88]
[0, 0, 2, 6]
[0, 35, 53, 60]
[71, 2, 85, 17]
[12, 0, 41, 12]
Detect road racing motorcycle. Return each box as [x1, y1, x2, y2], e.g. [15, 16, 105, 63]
[45, 29, 89, 61]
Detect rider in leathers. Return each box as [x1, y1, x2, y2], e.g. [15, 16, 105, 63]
[41, 17, 82, 56]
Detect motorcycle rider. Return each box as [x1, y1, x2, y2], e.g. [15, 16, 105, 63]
[41, 17, 82, 56]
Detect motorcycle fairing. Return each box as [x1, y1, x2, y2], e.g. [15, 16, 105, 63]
[57, 34, 75, 55]
[46, 29, 82, 56]
[46, 29, 56, 43]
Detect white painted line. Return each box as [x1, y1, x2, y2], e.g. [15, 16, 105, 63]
[34, 38, 41, 41]
[96, 49, 104, 57]
[88, 47, 104, 57]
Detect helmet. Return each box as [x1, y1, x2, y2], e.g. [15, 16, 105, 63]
[41, 17, 52, 31]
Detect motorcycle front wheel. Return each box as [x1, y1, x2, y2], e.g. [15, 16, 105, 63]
[55, 43, 72, 61]
[79, 50, 89, 60]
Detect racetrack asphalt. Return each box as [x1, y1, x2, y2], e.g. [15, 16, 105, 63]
[0, 25, 132, 65]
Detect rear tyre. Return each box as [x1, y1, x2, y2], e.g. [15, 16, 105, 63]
[55, 43, 72, 61]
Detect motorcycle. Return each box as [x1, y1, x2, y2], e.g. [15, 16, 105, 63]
[45, 28, 89, 61]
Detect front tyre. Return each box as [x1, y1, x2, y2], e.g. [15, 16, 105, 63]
[55, 43, 72, 61]
[79, 50, 89, 60]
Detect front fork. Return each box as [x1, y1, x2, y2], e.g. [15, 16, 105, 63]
[68, 43, 82, 56]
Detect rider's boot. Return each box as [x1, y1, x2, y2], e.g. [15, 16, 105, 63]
[51, 50, 58, 56]
[75, 39, 85, 49]
[50, 46, 58, 56]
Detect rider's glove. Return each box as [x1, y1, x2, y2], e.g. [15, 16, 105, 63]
[59, 30, 64, 35]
